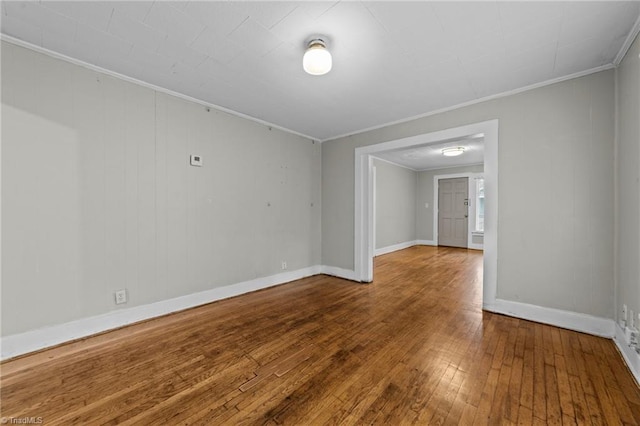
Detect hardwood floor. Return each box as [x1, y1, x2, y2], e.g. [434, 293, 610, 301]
[1, 246, 639, 425]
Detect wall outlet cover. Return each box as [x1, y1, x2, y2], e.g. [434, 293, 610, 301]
[625, 326, 639, 346]
[115, 289, 127, 305]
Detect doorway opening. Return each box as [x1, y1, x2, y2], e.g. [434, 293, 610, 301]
[354, 120, 498, 310]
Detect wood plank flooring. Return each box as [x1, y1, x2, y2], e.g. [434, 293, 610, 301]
[1, 246, 639, 425]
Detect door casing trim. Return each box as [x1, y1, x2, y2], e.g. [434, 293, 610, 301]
[354, 119, 499, 310]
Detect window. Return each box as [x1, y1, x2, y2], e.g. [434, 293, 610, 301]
[475, 178, 484, 232]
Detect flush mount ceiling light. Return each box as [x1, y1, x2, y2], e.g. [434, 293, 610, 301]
[442, 147, 466, 157]
[303, 38, 332, 76]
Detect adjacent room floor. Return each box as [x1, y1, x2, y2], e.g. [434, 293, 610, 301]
[1, 246, 638, 424]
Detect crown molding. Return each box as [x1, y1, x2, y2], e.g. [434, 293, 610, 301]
[417, 162, 484, 173]
[614, 14, 640, 66]
[0, 34, 317, 143]
[321, 64, 615, 143]
[1, 33, 621, 145]
[370, 155, 420, 172]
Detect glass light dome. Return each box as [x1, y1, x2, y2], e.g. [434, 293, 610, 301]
[303, 39, 332, 76]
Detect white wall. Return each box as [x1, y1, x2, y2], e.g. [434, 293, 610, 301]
[615, 34, 640, 326]
[1, 35, 627, 348]
[322, 70, 615, 319]
[416, 164, 484, 242]
[372, 158, 417, 250]
[1, 41, 321, 337]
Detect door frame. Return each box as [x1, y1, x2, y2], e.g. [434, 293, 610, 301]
[433, 173, 484, 250]
[371, 165, 376, 254]
[354, 119, 498, 309]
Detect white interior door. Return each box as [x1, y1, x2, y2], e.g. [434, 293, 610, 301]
[438, 177, 468, 248]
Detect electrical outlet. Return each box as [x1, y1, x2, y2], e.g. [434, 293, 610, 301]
[625, 326, 639, 347]
[281, 261, 287, 270]
[114, 289, 127, 305]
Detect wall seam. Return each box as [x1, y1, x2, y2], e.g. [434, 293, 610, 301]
[613, 59, 619, 324]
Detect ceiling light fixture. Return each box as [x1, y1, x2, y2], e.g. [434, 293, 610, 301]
[442, 147, 466, 157]
[303, 38, 332, 76]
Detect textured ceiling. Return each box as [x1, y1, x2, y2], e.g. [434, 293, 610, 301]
[2, 1, 639, 141]
[374, 137, 484, 171]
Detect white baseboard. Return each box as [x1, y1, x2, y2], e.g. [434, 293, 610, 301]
[374, 240, 440, 256]
[374, 240, 417, 256]
[415, 239, 483, 250]
[416, 239, 483, 250]
[614, 324, 640, 386]
[4, 266, 631, 386]
[320, 265, 359, 282]
[416, 240, 436, 246]
[484, 298, 615, 338]
[1, 265, 322, 360]
[484, 300, 640, 383]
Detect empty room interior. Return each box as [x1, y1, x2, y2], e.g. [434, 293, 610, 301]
[2, 1, 640, 424]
